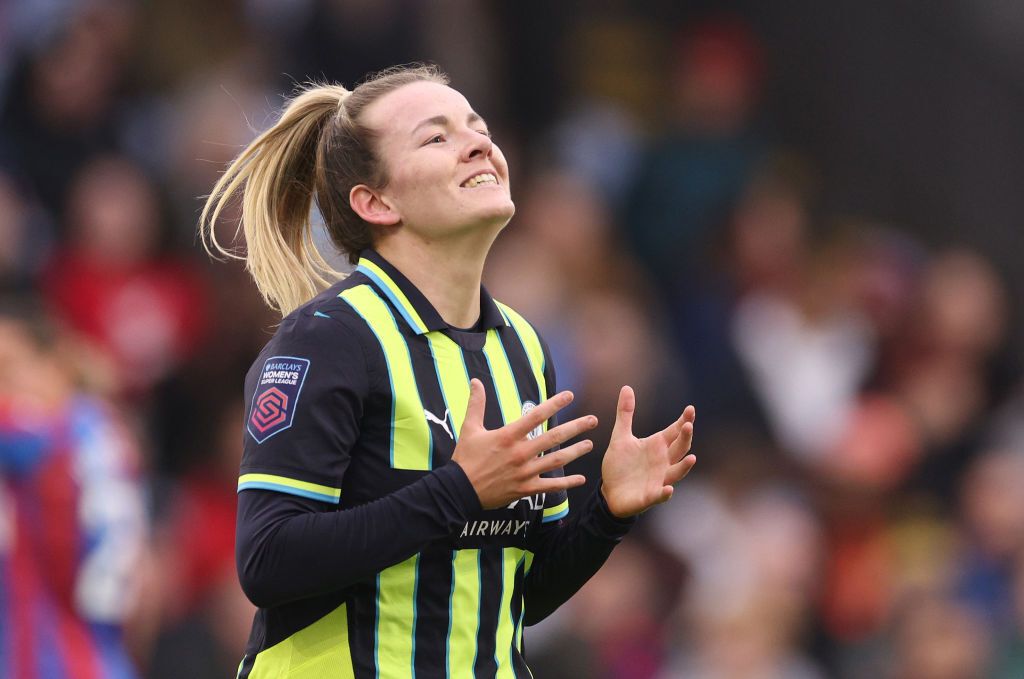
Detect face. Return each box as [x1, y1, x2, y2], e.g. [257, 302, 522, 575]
[360, 81, 514, 240]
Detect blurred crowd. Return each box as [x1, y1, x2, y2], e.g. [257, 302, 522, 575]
[1, 2, 1022, 678]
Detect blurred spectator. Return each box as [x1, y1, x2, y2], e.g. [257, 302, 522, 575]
[548, 13, 662, 205]
[955, 448, 1024, 630]
[654, 478, 825, 679]
[0, 300, 146, 678]
[883, 249, 1015, 501]
[622, 15, 766, 288]
[42, 155, 209, 398]
[888, 595, 993, 679]
[144, 398, 254, 678]
[0, 1, 136, 219]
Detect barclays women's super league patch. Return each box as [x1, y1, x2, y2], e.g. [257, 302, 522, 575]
[247, 356, 310, 443]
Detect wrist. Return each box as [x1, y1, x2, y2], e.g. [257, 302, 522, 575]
[596, 484, 638, 530]
[599, 483, 631, 520]
[443, 461, 484, 514]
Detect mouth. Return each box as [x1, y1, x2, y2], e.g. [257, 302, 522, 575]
[460, 172, 499, 188]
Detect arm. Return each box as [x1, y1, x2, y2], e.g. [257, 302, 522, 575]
[520, 341, 697, 625]
[521, 487, 634, 625]
[236, 462, 480, 607]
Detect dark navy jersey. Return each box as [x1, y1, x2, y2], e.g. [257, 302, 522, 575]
[235, 249, 634, 679]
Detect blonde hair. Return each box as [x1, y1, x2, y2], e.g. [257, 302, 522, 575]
[200, 65, 449, 316]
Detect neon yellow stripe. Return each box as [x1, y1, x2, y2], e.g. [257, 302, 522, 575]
[542, 498, 569, 520]
[358, 259, 428, 334]
[425, 331, 471, 440]
[448, 549, 481, 678]
[495, 548, 524, 678]
[376, 554, 418, 678]
[496, 303, 547, 401]
[237, 473, 341, 502]
[482, 330, 522, 427]
[248, 603, 354, 678]
[341, 285, 431, 470]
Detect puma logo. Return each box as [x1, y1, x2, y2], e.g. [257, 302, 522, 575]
[424, 408, 454, 440]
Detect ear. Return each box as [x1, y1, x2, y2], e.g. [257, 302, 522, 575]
[349, 184, 401, 226]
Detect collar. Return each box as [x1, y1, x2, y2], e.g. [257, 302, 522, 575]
[355, 249, 509, 335]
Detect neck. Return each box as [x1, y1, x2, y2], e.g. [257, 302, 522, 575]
[375, 227, 499, 329]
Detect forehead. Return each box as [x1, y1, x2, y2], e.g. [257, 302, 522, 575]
[362, 81, 475, 137]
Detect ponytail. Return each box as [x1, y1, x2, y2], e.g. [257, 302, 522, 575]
[200, 85, 348, 316]
[200, 65, 448, 317]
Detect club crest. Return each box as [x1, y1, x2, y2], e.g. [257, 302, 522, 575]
[247, 356, 310, 443]
[522, 401, 543, 440]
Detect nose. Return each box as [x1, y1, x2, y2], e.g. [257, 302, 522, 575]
[460, 129, 493, 162]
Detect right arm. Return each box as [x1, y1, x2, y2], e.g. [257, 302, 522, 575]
[236, 462, 480, 607]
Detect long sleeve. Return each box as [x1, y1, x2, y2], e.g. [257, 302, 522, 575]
[521, 486, 635, 625]
[236, 462, 481, 607]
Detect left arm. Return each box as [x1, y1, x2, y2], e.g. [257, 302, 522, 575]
[521, 346, 696, 625]
[521, 486, 635, 625]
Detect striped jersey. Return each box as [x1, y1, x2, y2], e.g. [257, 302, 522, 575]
[235, 249, 633, 678]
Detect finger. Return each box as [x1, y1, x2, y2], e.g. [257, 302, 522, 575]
[668, 421, 695, 464]
[660, 405, 696, 446]
[665, 453, 697, 485]
[530, 414, 598, 453]
[529, 439, 593, 474]
[529, 473, 587, 495]
[659, 416, 684, 446]
[506, 390, 574, 439]
[610, 385, 635, 440]
[462, 379, 487, 432]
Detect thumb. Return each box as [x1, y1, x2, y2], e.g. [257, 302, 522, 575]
[463, 378, 487, 431]
[611, 385, 635, 440]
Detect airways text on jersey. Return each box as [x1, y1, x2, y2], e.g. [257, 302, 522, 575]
[459, 518, 530, 538]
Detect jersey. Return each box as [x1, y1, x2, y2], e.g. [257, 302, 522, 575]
[235, 249, 593, 679]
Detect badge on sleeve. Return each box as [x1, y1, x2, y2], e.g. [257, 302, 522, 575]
[247, 356, 311, 443]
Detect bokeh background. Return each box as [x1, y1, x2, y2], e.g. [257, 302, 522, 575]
[2, 1, 1024, 677]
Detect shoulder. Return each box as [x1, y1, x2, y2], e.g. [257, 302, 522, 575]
[276, 275, 379, 346]
[247, 274, 384, 384]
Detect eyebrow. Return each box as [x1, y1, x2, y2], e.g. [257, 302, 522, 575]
[411, 112, 487, 137]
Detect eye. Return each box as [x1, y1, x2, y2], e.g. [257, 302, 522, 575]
[424, 134, 445, 145]
[477, 130, 492, 139]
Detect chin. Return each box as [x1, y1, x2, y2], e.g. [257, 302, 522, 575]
[467, 197, 515, 229]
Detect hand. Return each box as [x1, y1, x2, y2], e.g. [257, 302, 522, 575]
[600, 386, 696, 518]
[451, 379, 598, 509]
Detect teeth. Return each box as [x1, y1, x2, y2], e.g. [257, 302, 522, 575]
[464, 173, 497, 188]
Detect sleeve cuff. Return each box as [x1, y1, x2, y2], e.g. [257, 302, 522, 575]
[592, 487, 637, 539]
[433, 462, 484, 518]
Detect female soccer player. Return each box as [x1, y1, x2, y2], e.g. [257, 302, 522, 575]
[201, 65, 696, 679]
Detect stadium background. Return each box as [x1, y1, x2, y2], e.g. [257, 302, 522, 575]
[3, 1, 1024, 677]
